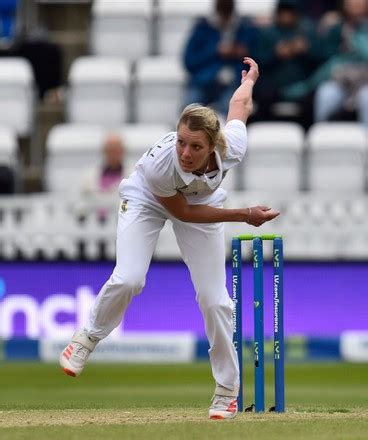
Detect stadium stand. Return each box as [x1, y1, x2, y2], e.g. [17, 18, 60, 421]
[66, 56, 130, 125]
[341, 198, 368, 259]
[118, 123, 172, 176]
[90, 0, 153, 59]
[0, 126, 17, 193]
[0, 58, 35, 137]
[157, 0, 212, 57]
[44, 123, 106, 193]
[0, 193, 119, 260]
[134, 56, 186, 125]
[237, 0, 277, 22]
[241, 122, 305, 192]
[0, 0, 367, 262]
[306, 122, 367, 193]
[0, 125, 17, 170]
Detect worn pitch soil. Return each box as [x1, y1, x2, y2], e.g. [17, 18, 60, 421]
[1, 408, 368, 428]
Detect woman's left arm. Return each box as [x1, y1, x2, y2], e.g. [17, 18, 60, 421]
[227, 57, 259, 123]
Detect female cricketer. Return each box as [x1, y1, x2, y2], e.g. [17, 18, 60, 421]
[60, 57, 279, 420]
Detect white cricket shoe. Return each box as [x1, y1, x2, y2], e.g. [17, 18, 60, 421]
[59, 329, 98, 377]
[209, 395, 238, 420]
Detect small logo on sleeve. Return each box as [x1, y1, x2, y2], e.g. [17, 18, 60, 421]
[121, 200, 128, 213]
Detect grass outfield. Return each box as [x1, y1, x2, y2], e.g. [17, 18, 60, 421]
[0, 362, 367, 439]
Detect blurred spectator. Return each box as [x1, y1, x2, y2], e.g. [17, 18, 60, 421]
[12, 27, 63, 100]
[283, 0, 368, 127]
[254, 0, 318, 127]
[0, 1, 63, 101]
[0, 165, 15, 194]
[182, 0, 257, 118]
[295, 0, 339, 22]
[0, 0, 18, 48]
[81, 133, 125, 196]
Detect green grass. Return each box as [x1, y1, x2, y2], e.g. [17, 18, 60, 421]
[0, 362, 367, 439]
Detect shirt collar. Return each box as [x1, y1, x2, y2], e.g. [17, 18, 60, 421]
[173, 147, 223, 185]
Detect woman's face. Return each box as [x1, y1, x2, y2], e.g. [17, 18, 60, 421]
[176, 123, 213, 173]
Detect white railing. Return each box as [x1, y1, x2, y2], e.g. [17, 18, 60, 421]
[1, 192, 368, 261]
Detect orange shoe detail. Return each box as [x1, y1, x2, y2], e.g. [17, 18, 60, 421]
[210, 415, 225, 420]
[63, 368, 77, 377]
[63, 350, 71, 359]
[227, 400, 237, 413]
[63, 345, 74, 359]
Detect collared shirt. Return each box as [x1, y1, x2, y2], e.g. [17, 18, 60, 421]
[135, 119, 247, 200]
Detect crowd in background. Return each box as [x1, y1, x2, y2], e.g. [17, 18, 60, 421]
[183, 0, 368, 129]
[0, 0, 62, 100]
[0, 0, 367, 196]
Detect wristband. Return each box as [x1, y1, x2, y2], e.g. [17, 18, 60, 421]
[246, 207, 251, 223]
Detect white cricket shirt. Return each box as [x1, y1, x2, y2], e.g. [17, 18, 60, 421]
[120, 119, 247, 204]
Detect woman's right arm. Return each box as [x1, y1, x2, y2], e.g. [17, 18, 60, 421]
[227, 57, 259, 123]
[156, 191, 279, 226]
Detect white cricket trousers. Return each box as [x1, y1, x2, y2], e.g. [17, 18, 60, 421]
[85, 195, 239, 392]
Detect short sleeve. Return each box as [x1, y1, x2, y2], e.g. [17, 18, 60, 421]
[144, 161, 177, 198]
[223, 119, 247, 167]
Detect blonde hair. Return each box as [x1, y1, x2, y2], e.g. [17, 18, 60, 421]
[177, 104, 227, 158]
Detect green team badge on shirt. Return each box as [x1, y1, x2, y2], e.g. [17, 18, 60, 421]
[121, 200, 128, 213]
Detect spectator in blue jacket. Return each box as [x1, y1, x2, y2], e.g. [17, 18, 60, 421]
[0, 0, 18, 47]
[282, 0, 368, 127]
[182, 0, 257, 118]
[254, 0, 318, 127]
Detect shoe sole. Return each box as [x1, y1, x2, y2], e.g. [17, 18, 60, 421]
[63, 367, 77, 377]
[59, 353, 79, 377]
[209, 412, 237, 420]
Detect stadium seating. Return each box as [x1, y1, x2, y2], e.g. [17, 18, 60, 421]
[2, 189, 368, 260]
[0, 193, 119, 260]
[157, 0, 212, 57]
[0, 196, 27, 260]
[306, 122, 367, 193]
[282, 196, 341, 260]
[134, 56, 186, 125]
[340, 198, 368, 260]
[241, 122, 305, 192]
[0, 126, 17, 168]
[90, 0, 152, 59]
[3, 2, 368, 263]
[44, 123, 106, 193]
[66, 56, 130, 126]
[0, 58, 35, 137]
[0, 126, 17, 192]
[118, 123, 172, 176]
[237, 0, 277, 20]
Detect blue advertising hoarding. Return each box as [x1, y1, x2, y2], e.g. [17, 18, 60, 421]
[0, 261, 367, 339]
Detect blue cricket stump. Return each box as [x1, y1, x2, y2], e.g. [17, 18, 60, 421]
[231, 238, 243, 411]
[253, 237, 265, 412]
[273, 237, 285, 412]
[231, 234, 285, 413]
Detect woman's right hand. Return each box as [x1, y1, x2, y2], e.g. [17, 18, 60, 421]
[243, 206, 280, 226]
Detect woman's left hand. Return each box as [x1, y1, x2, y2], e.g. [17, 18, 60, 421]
[241, 57, 259, 85]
